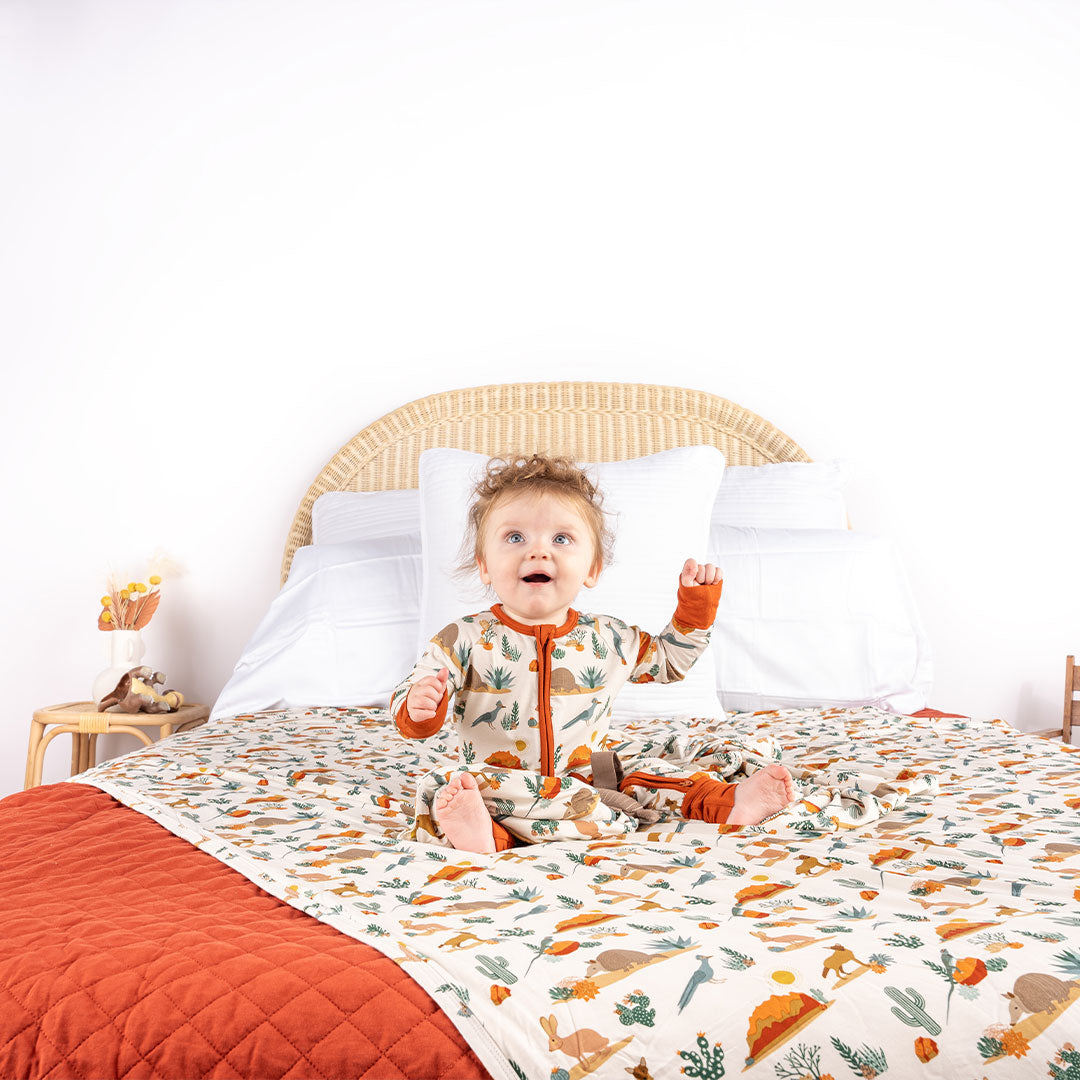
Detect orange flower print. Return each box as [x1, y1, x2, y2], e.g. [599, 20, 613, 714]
[526, 775, 564, 815]
[571, 979, 600, 1001]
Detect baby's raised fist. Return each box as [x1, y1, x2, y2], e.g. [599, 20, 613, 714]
[407, 667, 449, 722]
[680, 558, 723, 588]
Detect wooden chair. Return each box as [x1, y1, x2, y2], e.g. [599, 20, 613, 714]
[1035, 655, 1077, 743]
[1066, 655, 1078, 744]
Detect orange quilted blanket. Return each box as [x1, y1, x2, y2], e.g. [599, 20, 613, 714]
[0, 783, 488, 1080]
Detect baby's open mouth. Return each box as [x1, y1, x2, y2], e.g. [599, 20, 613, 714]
[522, 573, 552, 583]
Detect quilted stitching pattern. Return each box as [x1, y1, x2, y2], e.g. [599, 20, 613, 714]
[0, 784, 488, 1080]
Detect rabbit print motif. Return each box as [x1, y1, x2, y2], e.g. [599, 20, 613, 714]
[540, 1014, 610, 1070]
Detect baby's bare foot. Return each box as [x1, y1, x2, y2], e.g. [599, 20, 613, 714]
[727, 764, 796, 825]
[435, 772, 495, 853]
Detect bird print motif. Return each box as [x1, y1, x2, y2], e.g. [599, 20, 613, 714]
[470, 702, 506, 728]
[564, 697, 605, 729]
[389, 592, 721, 783]
[677, 954, 717, 1013]
[67, 699, 1080, 1080]
[658, 632, 697, 651]
[605, 622, 628, 664]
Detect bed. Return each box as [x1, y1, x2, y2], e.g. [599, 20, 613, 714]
[3, 381, 1079, 1080]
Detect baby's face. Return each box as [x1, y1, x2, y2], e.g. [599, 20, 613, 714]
[476, 492, 600, 626]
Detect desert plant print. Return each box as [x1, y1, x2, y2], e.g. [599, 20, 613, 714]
[74, 705, 1080, 1078]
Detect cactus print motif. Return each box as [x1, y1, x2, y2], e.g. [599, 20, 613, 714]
[72, 705, 1080, 1078]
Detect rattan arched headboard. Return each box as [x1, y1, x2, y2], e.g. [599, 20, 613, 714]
[281, 381, 811, 584]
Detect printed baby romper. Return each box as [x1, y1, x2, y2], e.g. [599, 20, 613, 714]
[390, 581, 739, 847]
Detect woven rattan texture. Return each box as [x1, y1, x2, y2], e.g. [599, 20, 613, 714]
[282, 381, 810, 583]
[0, 784, 487, 1080]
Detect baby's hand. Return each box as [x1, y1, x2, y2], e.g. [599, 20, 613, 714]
[407, 667, 449, 722]
[680, 558, 723, 587]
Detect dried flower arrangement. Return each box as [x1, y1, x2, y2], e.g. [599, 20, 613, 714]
[98, 577, 161, 631]
[97, 553, 181, 631]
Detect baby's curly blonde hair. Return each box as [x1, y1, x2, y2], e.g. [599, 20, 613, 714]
[457, 454, 615, 580]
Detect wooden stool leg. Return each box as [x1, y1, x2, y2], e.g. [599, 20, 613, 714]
[24, 719, 45, 790]
[1066, 655, 1076, 746]
[33, 727, 73, 788]
[71, 732, 85, 776]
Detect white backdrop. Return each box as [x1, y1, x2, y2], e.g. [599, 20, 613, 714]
[2, 0, 1077, 799]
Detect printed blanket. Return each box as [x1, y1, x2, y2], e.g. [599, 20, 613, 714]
[74, 706, 1080, 1079]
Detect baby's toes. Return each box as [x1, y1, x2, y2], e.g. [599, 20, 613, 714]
[436, 776, 462, 806]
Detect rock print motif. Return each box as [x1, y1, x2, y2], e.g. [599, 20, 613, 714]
[73, 705, 1080, 1079]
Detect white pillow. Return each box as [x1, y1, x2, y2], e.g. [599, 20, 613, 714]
[309, 461, 847, 551]
[210, 539, 421, 721]
[708, 526, 932, 713]
[712, 461, 848, 530]
[312, 489, 422, 545]
[418, 446, 727, 722]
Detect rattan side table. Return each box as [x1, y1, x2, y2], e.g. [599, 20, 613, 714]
[24, 700, 210, 789]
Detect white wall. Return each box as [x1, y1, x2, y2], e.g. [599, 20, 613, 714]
[2, 0, 1077, 800]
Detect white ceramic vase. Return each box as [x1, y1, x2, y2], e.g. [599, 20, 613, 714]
[92, 629, 146, 704]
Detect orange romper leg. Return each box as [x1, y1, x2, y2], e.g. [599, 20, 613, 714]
[680, 772, 737, 824]
[491, 818, 519, 851]
[619, 770, 736, 825]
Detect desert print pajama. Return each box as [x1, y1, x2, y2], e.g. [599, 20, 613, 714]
[389, 581, 739, 847]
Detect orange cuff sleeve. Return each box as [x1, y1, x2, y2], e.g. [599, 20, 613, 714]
[673, 580, 723, 630]
[395, 692, 448, 739]
[681, 772, 736, 824]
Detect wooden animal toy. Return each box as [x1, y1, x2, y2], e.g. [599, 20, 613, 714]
[97, 666, 184, 713]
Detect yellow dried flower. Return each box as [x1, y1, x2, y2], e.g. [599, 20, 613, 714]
[101, 611, 112, 623]
[100, 557, 168, 631]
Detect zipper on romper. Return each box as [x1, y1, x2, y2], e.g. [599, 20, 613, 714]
[491, 605, 578, 778]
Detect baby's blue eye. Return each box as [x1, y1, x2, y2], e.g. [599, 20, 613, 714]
[553, 534, 571, 545]
[506, 531, 524, 543]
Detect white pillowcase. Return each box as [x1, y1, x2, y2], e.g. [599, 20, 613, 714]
[716, 461, 848, 529]
[708, 526, 931, 713]
[210, 538, 421, 721]
[310, 460, 848, 548]
[214, 470, 930, 720]
[312, 489, 422, 545]
[417, 446, 727, 722]
[243, 458, 865, 722]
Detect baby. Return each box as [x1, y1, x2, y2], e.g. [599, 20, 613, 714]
[390, 454, 795, 852]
